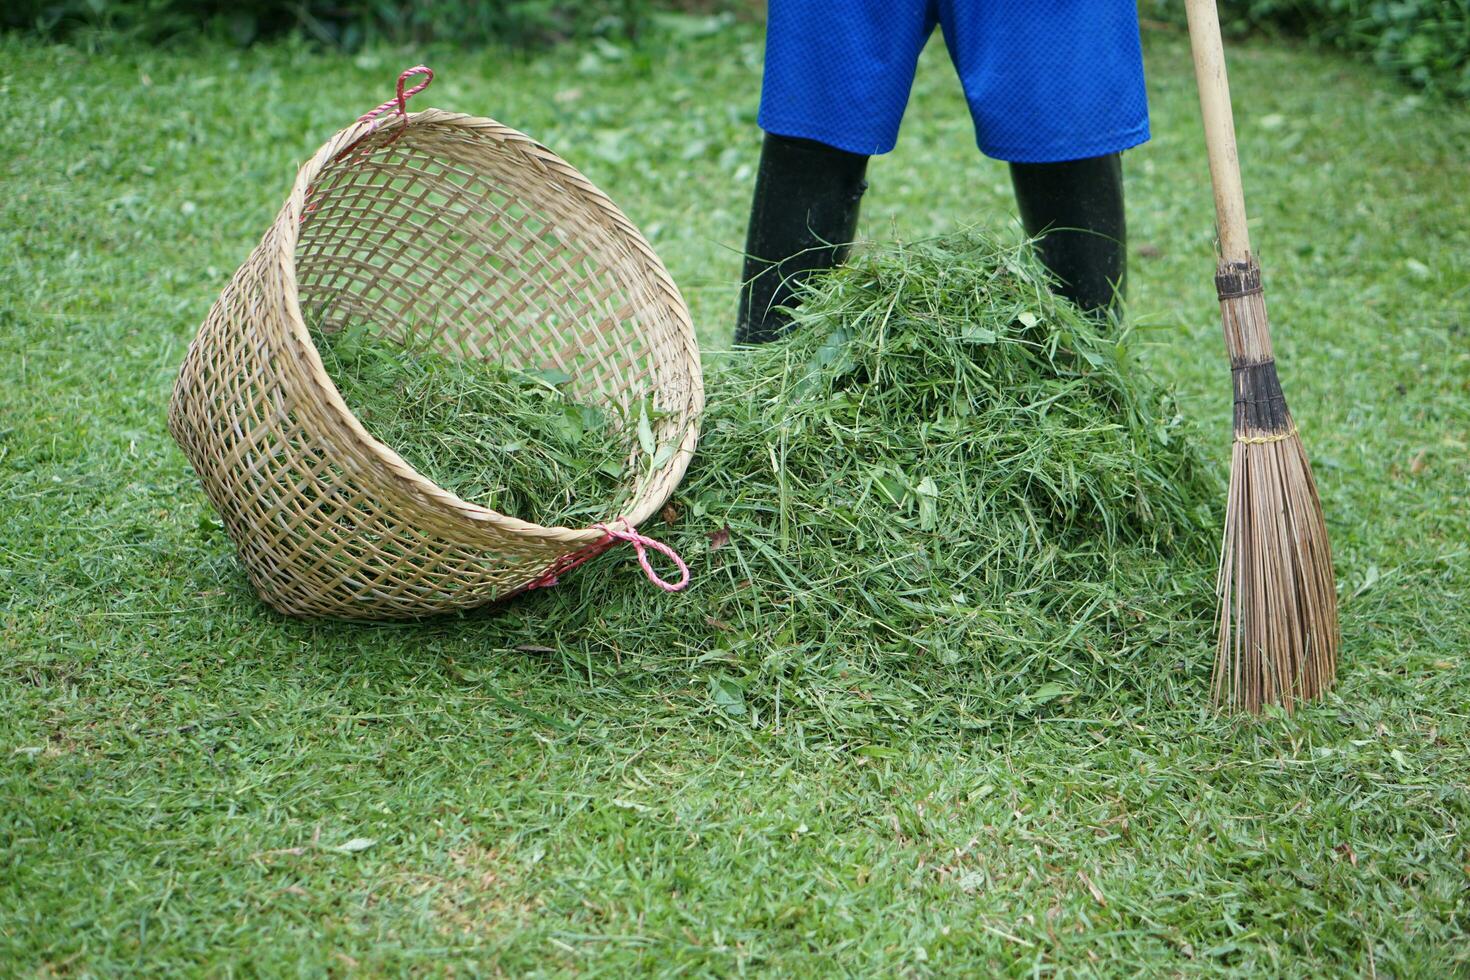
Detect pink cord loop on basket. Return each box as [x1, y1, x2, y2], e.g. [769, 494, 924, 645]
[594, 521, 690, 593]
[358, 65, 433, 126]
[310, 65, 437, 196]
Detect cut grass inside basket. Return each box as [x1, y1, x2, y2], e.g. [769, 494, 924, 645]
[169, 68, 703, 619]
[308, 318, 644, 529]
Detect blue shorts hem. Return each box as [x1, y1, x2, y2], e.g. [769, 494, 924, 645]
[757, 114, 899, 156]
[979, 120, 1151, 164]
[760, 114, 1150, 163]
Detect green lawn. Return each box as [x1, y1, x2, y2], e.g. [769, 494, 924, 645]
[4, 19, 1469, 975]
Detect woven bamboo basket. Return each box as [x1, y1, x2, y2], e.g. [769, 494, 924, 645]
[169, 68, 703, 620]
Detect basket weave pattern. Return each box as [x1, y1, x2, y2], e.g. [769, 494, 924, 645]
[170, 105, 702, 619]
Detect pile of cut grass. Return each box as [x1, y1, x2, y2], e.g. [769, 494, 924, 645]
[311, 321, 635, 527]
[471, 232, 1225, 730]
[307, 233, 1222, 722]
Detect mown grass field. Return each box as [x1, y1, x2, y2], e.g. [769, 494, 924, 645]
[4, 17, 1469, 975]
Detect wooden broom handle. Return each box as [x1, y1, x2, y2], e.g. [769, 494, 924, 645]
[1185, 0, 1251, 264]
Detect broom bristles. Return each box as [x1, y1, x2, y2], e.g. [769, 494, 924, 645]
[1215, 432, 1340, 712]
[1212, 260, 1340, 713]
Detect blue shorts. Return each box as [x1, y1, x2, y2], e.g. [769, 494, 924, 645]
[757, 0, 1150, 163]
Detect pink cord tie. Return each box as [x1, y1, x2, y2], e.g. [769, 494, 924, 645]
[358, 65, 434, 126]
[593, 521, 690, 592]
[521, 520, 689, 594]
[305, 65, 436, 223]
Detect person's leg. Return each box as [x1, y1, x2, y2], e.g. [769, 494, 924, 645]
[735, 134, 870, 345]
[737, 0, 936, 344]
[938, 0, 1145, 318]
[1009, 153, 1126, 316]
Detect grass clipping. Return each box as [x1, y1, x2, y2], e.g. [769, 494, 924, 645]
[312, 322, 635, 528]
[461, 232, 1225, 727]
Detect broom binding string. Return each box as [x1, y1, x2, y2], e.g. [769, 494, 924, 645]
[1231, 360, 1291, 433]
[1214, 261, 1263, 300]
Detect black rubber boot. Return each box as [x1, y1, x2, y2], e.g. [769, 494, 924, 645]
[735, 134, 870, 345]
[1008, 152, 1127, 318]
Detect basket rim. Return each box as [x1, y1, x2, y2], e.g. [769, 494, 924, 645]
[274, 108, 704, 550]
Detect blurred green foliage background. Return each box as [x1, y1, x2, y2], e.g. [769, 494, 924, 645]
[8, 1, 1468, 100]
[1142, 0, 1469, 99]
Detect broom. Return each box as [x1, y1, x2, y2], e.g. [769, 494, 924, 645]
[1185, 0, 1340, 712]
